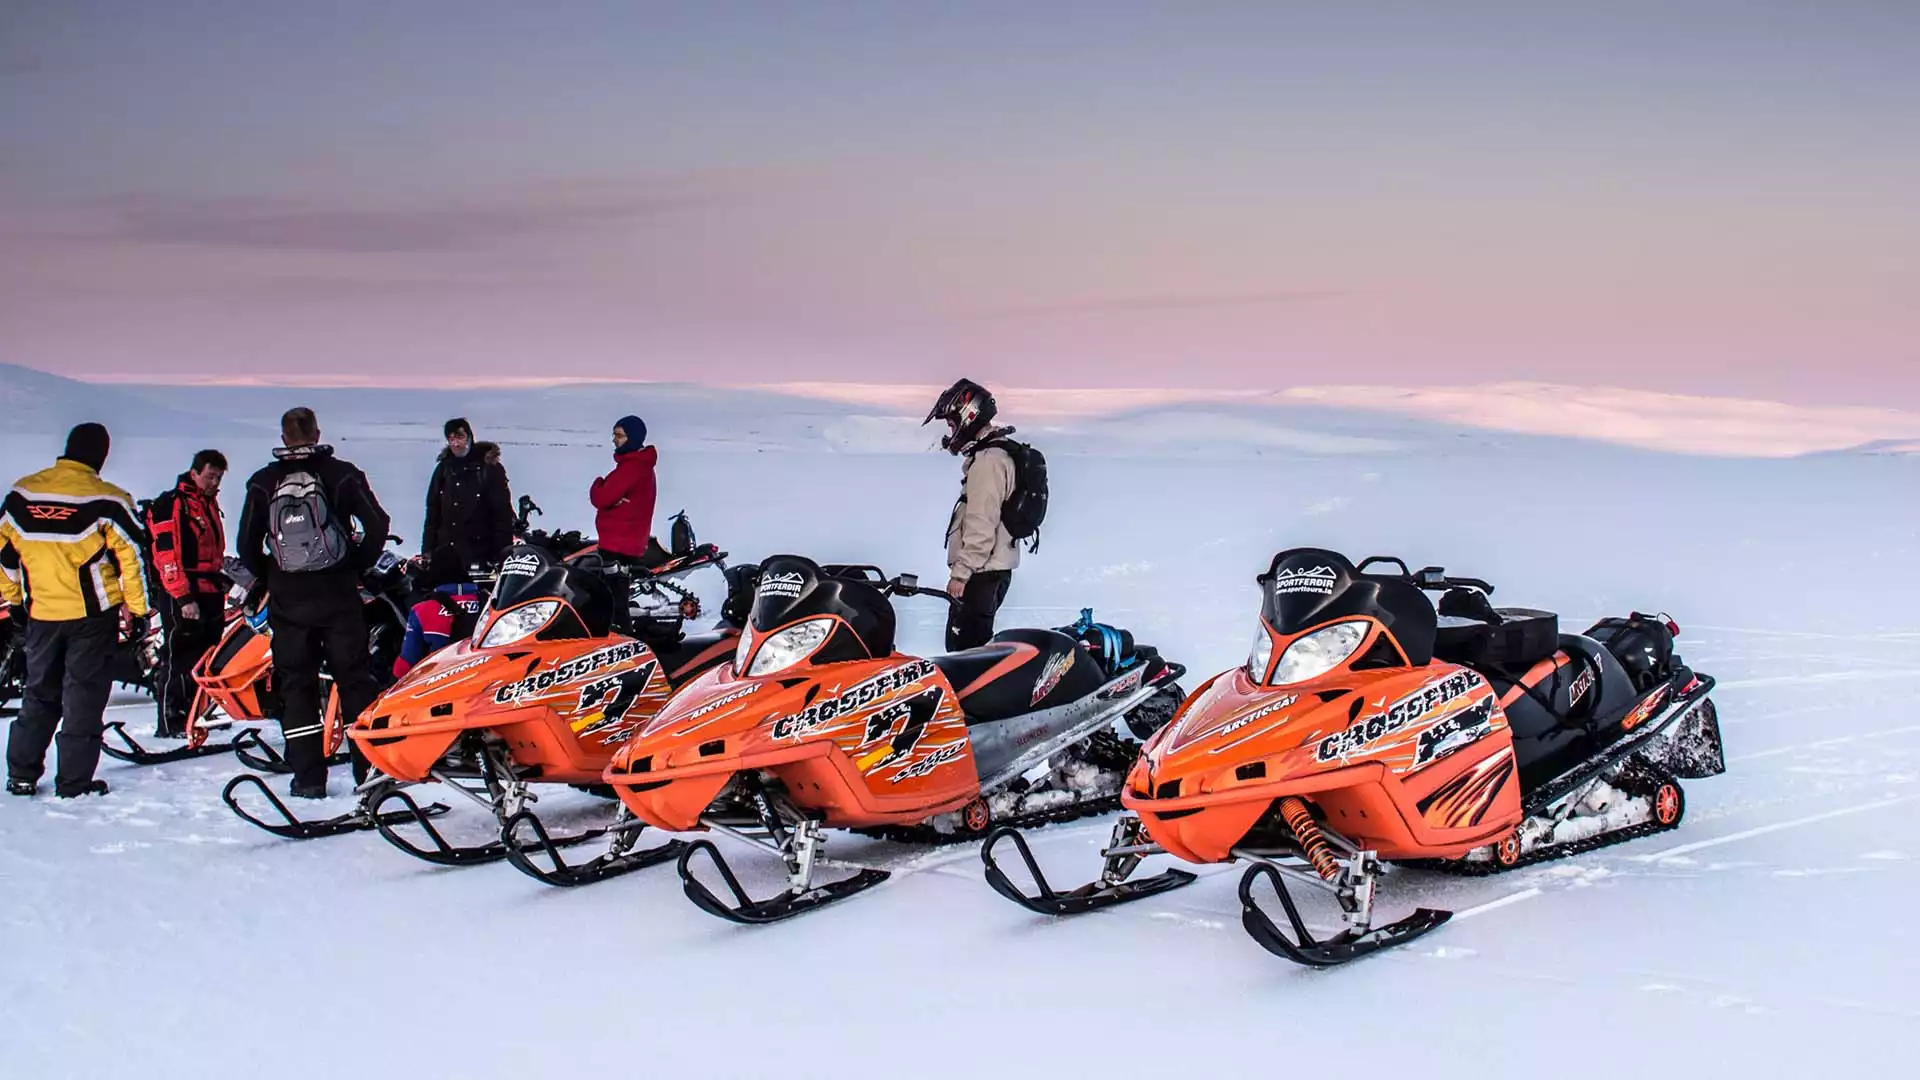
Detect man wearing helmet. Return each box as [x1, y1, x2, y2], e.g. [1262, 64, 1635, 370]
[924, 379, 1021, 650]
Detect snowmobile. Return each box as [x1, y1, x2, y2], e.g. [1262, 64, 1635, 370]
[223, 543, 746, 887]
[604, 555, 1188, 923]
[505, 495, 728, 630]
[981, 548, 1725, 967]
[105, 545, 414, 768]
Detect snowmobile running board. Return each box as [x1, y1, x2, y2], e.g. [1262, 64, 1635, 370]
[502, 809, 688, 888]
[221, 773, 450, 840]
[231, 728, 353, 775]
[100, 722, 242, 766]
[980, 826, 1197, 915]
[1238, 863, 1451, 968]
[678, 839, 890, 924]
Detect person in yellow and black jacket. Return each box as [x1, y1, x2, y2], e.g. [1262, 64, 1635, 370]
[145, 450, 229, 740]
[1, 423, 152, 798]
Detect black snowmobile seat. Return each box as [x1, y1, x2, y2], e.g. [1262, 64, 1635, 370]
[1430, 589, 1559, 673]
[931, 628, 1104, 726]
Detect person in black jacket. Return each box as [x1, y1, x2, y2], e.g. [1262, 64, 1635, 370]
[422, 418, 512, 571]
[235, 407, 392, 798]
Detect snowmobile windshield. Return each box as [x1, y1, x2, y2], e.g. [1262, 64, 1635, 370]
[1258, 548, 1437, 667]
[488, 545, 615, 640]
[744, 556, 895, 666]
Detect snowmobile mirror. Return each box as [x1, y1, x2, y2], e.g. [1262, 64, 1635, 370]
[1416, 567, 1447, 587]
[896, 573, 919, 592]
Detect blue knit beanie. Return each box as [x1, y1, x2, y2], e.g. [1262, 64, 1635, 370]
[614, 414, 646, 454]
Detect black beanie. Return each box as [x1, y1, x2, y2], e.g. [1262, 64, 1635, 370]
[444, 417, 473, 440]
[62, 422, 110, 472]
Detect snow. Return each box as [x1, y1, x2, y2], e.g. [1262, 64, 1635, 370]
[4, 375, 1919, 1078]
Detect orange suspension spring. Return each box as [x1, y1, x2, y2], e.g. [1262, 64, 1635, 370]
[1278, 797, 1341, 881]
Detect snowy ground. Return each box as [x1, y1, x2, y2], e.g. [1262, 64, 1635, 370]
[3, 380, 1917, 1078]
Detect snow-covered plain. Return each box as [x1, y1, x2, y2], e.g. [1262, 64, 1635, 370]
[3, 372, 1917, 1079]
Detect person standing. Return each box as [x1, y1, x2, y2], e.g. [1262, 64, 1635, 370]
[421, 418, 512, 571]
[1, 423, 152, 798]
[145, 450, 229, 739]
[235, 407, 391, 799]
[588, 414, 656, 562]
[924, 379, 1031, 651]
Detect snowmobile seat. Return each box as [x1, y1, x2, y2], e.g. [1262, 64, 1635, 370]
[1430, 590, 1559, 674]
[932, 628, 1106, 726]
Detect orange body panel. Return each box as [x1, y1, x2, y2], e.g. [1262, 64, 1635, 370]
[351, 633, 686, 785]
[1124, 652, 1523, 864]
[192, 619, 274, 724]
[606, 654, 978, 831]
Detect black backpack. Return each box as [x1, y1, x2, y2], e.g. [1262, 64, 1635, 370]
[983, 439, 1049, 551]
[266, 469, 352, 573]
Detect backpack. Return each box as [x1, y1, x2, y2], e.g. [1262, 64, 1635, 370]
[983, 439, 1049, 551]
[267, 469, 351, 573]
[433, 591, 484, 643]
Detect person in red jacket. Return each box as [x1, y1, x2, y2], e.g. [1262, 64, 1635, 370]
[145, 450, 228, 738]
[589, 414, 656, 561]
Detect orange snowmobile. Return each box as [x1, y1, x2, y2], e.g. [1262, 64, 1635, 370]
[604, 556, 1187, 923]
[983, 548, 1725, 967]
[104, 550, 408, 769]
[224, 543, 743, 887]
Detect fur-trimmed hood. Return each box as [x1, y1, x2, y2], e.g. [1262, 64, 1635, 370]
[438, 440, 502, 466]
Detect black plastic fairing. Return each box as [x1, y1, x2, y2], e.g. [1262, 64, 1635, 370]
[1259, 548, 1437, 666]
[489, 544, 616, 639]
[747, 556, 895, 663]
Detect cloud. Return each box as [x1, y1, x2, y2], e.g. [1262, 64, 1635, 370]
[102, 175, 751, 254]
[967, 288, 1354, 321]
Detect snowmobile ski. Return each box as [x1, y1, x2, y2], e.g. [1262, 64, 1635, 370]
[1238, 862, 1451, 967]
[231, 727, 352, 775]
[99, 722, 241, 766]
[364, 785, 513, 866]
[678, 838, 890, 924]
[980, 821, 1197, 915]
[501, 809, 687, 888]
[222, 773, 448, 840]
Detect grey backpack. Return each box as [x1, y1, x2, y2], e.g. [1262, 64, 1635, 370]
[267, 470, 351, 573]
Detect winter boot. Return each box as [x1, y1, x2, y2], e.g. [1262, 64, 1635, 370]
[289, 779, 328, 800]
[55, 780, 109, 799]
[6, 778, 35, 797]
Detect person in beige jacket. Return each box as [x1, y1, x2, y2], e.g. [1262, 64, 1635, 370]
[926, 379, 1021, 650]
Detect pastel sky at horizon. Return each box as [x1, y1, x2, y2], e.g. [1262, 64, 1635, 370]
[3, 1, 1916, 404]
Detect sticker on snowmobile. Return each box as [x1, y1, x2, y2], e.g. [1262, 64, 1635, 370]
[492, 641, 652, 703]
[573, 661, 660, 740]
[1205, 694, 1298, 749]
[678, 683, 763, 723]
[1411, 696, 1497, 769]
[889, 741, 965, 783]
[501, 553, 543, 578]
[1096, 667, 1145, 700]
[770, 659, 938, 741]
[1317, 670, 1482, 762]
[409, 655, 487, 688]
[1030, 651, 1075, 705]
[1567, 665, 1596, 708]
[758, 571, 806, 600]
[1272, 566, 1338, 595]
[1620, 684, 1670, 730]
[853, 687, 944, 771]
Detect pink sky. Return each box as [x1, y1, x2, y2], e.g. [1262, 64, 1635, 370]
[2, 5, 1916, 405]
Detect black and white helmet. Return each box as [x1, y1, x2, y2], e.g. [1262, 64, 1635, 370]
[923, 378, 997, 454]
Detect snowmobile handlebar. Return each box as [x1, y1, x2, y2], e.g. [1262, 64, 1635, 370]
[821, 565, 957, 607]
[1352, 556, 1494, 595]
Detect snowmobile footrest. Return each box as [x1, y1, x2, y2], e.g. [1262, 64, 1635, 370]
[981, 826, 1196, 915]
[678, 839, 889, 924]
[501, 810, 686, 887]
[100, 722, 238, 766]
[365, 786, 511, 865]
[232, 728, 351, 775]
[222, 774, 449, 841]
[1239, 864, 1451, 967]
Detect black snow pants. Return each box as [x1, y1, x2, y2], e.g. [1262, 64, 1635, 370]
[267, 589, 376, 790]
[945, 570, 1013, 652]
[5, 612, 118, 794]
[155, 597, 223, 737]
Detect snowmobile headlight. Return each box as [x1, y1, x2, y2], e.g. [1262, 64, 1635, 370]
[741, 618, 833, 677]
[1267, 620, 1370, 686]
[1246, 626, 1274, 681]
[478, 601, 559, 648]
